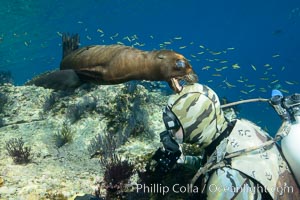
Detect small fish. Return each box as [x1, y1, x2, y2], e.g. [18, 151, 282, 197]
[264, 64, 270, 67]
[245, 84, 256, 88]
[215, 66, 228, 72]
[132, 34, 138, 40]
[285, 81, 295, 85]
[206, 59, 215, 62]
[199, 45, 205, 49]
[232, 64, 240, 69]
[227, 47, 235, 50]
[123, 36, 131, 42]
[190, 54, 197, 58]
[219, 60, 228, 63]
[179, 46, 187, 49]
[97, 29, 104, 33]
[248, 88, 256, 93]
[202, 66, 211, 70]
[197, 52, 205, 55]
[251, 64, 257, 71]
[150, 35, 154, 39]
[210, 51, 222, 55]
[212, 74, 222, 77]
[281, 89, 289, 94]
[260, 77, 269, 81]
[281, 66, 285, 71]
[77, 21, 83, 24]
[259, 88, 267, 92]
[215, 67, 223, 72]
[207, 80, 213, 82]
[112, 33, 119, 38]
[240, 90, 248, 94]
[223, 80, 236, 88]
[56, 32, 62, 37]
[86, 36, 92, 40]
[24, 41, 29, 46]
[272, 54, 280, 58]
[174, 36, 182, 40]
[271, 80, 279, 84]
[164, 41, 172, 45]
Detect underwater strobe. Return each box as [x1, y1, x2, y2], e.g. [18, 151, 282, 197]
[271, 90, 300, 186]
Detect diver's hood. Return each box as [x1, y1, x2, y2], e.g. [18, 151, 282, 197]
[167, 83, 228, 149]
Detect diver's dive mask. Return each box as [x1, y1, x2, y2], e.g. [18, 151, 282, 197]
[163, 106, 184, 140]
[161, 106, 183, 152]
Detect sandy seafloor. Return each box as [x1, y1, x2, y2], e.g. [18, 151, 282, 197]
[0, 82, 167, 199]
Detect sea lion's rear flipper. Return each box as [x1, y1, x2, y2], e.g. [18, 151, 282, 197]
[26, 70, 83, 90]
[62, 33, 80, 58]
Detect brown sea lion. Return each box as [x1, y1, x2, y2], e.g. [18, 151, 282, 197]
[28, 34, 198, 92]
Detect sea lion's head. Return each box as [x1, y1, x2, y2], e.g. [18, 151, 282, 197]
[156, 50, 198, 93]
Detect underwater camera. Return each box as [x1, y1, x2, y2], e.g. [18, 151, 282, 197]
[151, 131, 182, 174]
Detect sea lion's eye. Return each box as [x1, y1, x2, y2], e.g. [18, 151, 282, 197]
[176, 60, 185, 68]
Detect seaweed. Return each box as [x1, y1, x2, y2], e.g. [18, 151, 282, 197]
[90, 130, 135, 199]
[5, 137, 32, 164]
[89, 131, 117, 161]
[0, 93, 7, 127]
[0, 70, 13, 85]
[0, 92, 8, 113]
[66, 96, 97, 124]
[101, 84, 151, 147]
[43, 93, 59, 112]
[102, 155, 135, 200]
[96, 134, 134, 199]
[53, 121, 74, 148]
[0, 118, 4, 128]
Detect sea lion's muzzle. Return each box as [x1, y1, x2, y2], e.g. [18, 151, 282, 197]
[169, 72, 198, 93]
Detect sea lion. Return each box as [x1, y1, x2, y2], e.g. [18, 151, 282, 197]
[28, 34, 198, 92]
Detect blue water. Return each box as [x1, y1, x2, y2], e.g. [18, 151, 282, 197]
[1, 0, 300, 134]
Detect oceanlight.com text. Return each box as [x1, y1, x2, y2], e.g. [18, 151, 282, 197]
[135, 183, 294, 196]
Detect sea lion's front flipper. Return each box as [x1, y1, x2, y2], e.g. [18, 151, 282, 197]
[26, 69, 82, 90]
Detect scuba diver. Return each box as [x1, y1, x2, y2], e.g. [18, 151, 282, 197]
[152, 83, 300, 199]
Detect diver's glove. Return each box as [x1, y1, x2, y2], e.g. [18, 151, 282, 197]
[151, 130, 182, 174]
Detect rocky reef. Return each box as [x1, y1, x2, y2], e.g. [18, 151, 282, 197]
[0, 82, 168, 199]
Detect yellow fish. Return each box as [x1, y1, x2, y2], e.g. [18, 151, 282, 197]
[232, 64, 240, 69]
[285, 81, 295, 85]
[272, 54, 280, 58]
[202, 66, 211, 70]
[174, 36, 182, 40]
[270, 80, 279, 84]
[97, 29, 104, 33]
